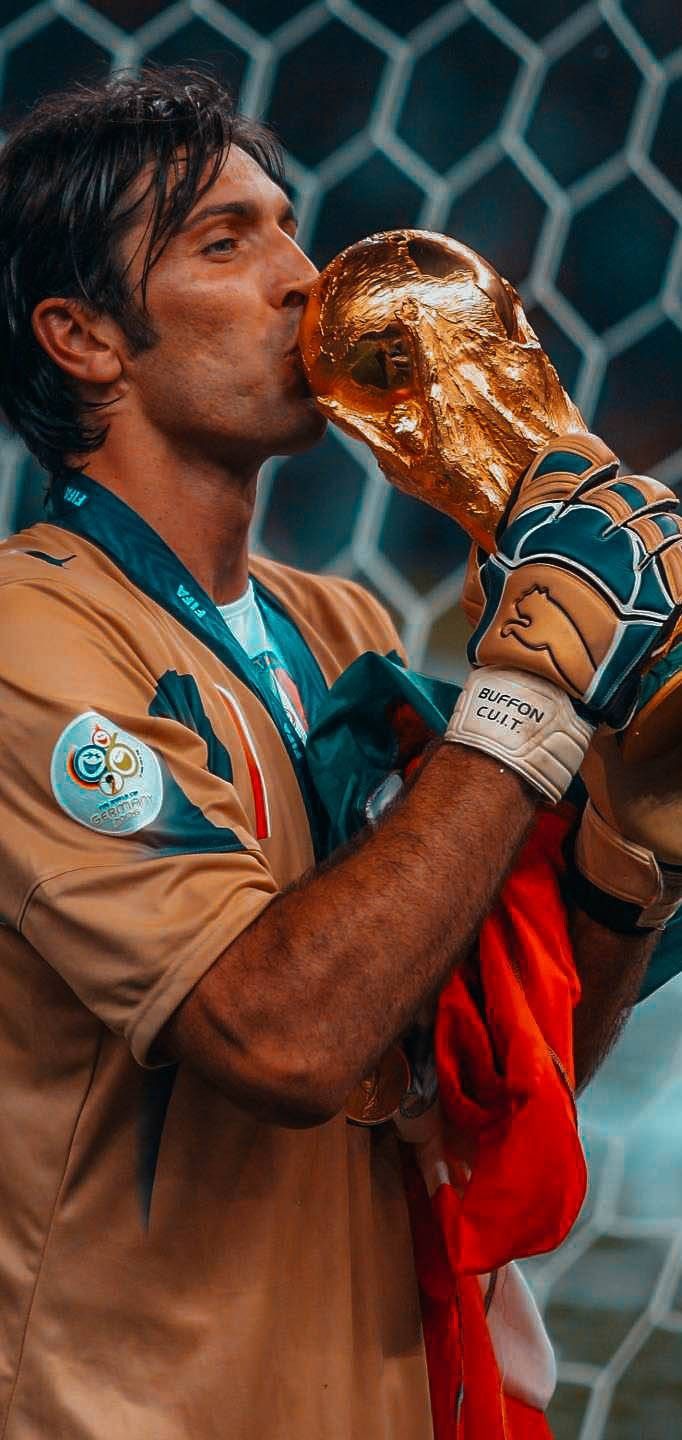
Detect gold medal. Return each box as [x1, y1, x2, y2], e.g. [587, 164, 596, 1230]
[345, 1043, 412, 1126]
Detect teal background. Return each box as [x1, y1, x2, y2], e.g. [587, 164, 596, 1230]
[1, 3, 682, 1435]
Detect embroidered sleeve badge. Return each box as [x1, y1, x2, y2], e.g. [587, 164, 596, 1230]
[50, 712, 163, 835]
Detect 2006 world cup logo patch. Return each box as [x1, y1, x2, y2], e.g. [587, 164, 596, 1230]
[51, 712, 163, 834]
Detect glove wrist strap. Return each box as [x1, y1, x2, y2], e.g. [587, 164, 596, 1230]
[445, 667, 593, 803]
[571, 801, 682, 933]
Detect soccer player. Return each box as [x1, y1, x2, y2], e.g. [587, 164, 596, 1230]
[0, 67, 679, 1439]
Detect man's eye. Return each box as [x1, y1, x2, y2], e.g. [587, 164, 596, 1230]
[203, 236, 237, 255]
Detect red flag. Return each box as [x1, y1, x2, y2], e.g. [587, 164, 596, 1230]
[404, 807, 585, 1439]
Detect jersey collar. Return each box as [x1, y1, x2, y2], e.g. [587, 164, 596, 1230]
[48, 471, 328, 859]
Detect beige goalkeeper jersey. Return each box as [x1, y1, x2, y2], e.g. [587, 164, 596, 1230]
[0, 473, 432, 1440]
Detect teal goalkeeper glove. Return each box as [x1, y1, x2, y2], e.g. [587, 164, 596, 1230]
[447, 433, 682, 802]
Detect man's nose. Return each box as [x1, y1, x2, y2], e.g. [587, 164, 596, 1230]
[273, 237, 319, 310]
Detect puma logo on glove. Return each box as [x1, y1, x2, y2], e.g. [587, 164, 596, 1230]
[500, 585, 595, 697]
[469, 433, 682, 729]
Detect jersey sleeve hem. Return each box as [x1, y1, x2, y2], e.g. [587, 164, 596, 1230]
[126, 882, 277, 1068]
[20, 861, 279, 1070]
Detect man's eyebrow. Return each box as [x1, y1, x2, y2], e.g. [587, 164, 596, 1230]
[182, 199, 298, 232]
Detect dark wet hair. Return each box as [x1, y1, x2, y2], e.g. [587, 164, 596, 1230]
[0, 66, 285, 476]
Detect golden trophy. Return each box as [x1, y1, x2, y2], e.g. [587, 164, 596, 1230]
[299, 229, 682, 763]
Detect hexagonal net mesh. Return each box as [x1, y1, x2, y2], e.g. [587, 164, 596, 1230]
[1, 3, 682, 1435]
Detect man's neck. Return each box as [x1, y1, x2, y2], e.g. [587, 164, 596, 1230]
[79, 442, 258, 605]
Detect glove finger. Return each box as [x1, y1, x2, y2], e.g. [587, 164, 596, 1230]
[572, 471, 676, 512]
[506, 433, 617, 526]
[633, 523, 682, 614]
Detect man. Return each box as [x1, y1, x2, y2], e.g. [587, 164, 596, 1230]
[0, 67, 679, 1439]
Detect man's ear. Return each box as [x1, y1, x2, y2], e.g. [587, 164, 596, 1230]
[31, 298, 123, 387]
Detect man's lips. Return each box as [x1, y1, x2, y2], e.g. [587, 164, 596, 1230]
[284, 344, 313, 394]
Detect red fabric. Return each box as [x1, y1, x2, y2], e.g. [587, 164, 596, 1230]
[405, 806, 586, 1439]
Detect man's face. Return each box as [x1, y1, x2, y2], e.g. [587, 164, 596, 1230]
[120, 145, 326, 470]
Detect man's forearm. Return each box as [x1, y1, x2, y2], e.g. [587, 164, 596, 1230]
[570, 906, 655, 1090]
[164, 742, 537, 1122]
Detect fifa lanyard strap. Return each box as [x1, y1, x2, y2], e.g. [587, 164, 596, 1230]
[49, 472, 329, 861]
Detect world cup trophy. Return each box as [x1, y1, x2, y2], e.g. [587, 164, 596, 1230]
[298, 229, 682, 765]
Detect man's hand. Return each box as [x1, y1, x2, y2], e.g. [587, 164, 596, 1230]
[575, 722, 682, 932]
[448, 433, 682, 802]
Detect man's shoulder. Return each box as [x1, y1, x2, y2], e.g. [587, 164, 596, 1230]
[0, 519, 123, 603]
[0, 521, 80, 585]
[0, 521, 163, 689]
[249, 555, 405, 664]
[0, 522, 98, 634]
[0, 520, 160, 631]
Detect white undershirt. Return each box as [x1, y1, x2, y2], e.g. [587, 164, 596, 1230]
[217, 582, 308, 745]
[217, 581, 269, 661]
